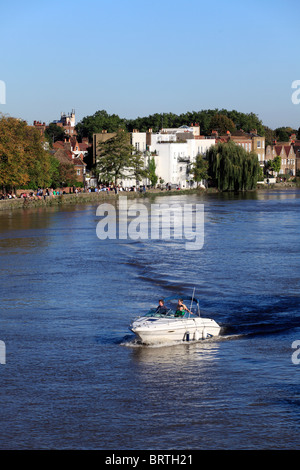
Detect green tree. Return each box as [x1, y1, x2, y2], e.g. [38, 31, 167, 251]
[130, 150, 148, 186]
[192, 154, 209, 186]
[96, 130, 134, 184]
[44, 123, 66, 145]
[266, 156, 281, 174]
[209, 114, 236, 134]
[263, 126, 276, 146]
[207, 141, 261, 191]
[48, 155, 61, 188]
[148, 156, 158, 187]
[76, 110, 126, 141]
[274, 127, 296, 142]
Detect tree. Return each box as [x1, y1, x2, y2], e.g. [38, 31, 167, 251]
[24, 126, 53, 189]
[148, 156, 158, 187]
[209, 114, 236, 134]
[96, 130, 135, 184]
[74, 108, 268, 138]
[75, 110, 126, 141]
[48, 155, 61, 188]
[266, 156, 281, 175]
[263, 126, 275, 146]
[44, 123, 66, 145]
[207, 141, 261, 191]
[0, 116, 29, 190]
[58, 162, 78, 187]
[192, 154, 209, 186]
[130, 150, 149, 186]
[0, 115, 54, 192]
[274, 127, 296, 142]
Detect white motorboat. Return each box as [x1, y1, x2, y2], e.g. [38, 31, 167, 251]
[130, 295, 221, 345]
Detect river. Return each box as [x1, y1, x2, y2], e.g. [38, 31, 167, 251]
[0, 189, 299, 450]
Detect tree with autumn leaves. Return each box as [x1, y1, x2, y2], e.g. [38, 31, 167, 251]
[0, 115, 76, 192]
[0, 115, 51, 191]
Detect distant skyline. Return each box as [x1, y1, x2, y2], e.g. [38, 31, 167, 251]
[1, 0, 300, 131]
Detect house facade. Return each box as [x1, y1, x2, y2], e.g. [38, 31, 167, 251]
[265, 143, 296, 176]
[293, 142, 300, 174]
[212, 129, 265, 166]
[52, 139, 87, 184]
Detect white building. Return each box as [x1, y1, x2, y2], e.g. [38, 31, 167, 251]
[116, 126, 216, 189]
[131, 130, 147, 153]
[149, 127, 215, 188]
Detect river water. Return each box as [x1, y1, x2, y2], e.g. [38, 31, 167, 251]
[0, 190, 299, 450]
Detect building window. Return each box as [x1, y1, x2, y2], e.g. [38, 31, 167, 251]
[257, 140, 261, 148]
[77, 169, 81, 176]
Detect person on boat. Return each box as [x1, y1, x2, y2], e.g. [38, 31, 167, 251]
[175, 305, 185, 317]
[177, 299, 192, 314]
[155, 299, 168, 314]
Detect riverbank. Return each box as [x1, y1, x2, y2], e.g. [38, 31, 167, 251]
[0, 188, 204, 211]
[0, 183, 298, 211]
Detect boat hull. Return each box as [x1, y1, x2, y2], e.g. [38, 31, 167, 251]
[131, 317, 221, 345]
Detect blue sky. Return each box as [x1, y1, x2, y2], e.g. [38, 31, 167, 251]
[1, 0, 300, 130]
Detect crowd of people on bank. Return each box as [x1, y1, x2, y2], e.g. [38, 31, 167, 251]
[89, 183, 147, 193]
[0, 183, 148, 200]
[0, 187, 81, 200]
[0, 181, 187, 201]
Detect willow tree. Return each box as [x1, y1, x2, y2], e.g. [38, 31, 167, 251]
[207, 141, 261, 191]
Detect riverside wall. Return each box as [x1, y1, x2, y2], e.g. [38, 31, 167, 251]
[0, 188, 200, 211]
[0, 183, 298, 212]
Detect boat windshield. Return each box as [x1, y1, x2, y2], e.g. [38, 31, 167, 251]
[143, 308, 198, 319]
[143, 308, 175, 318]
